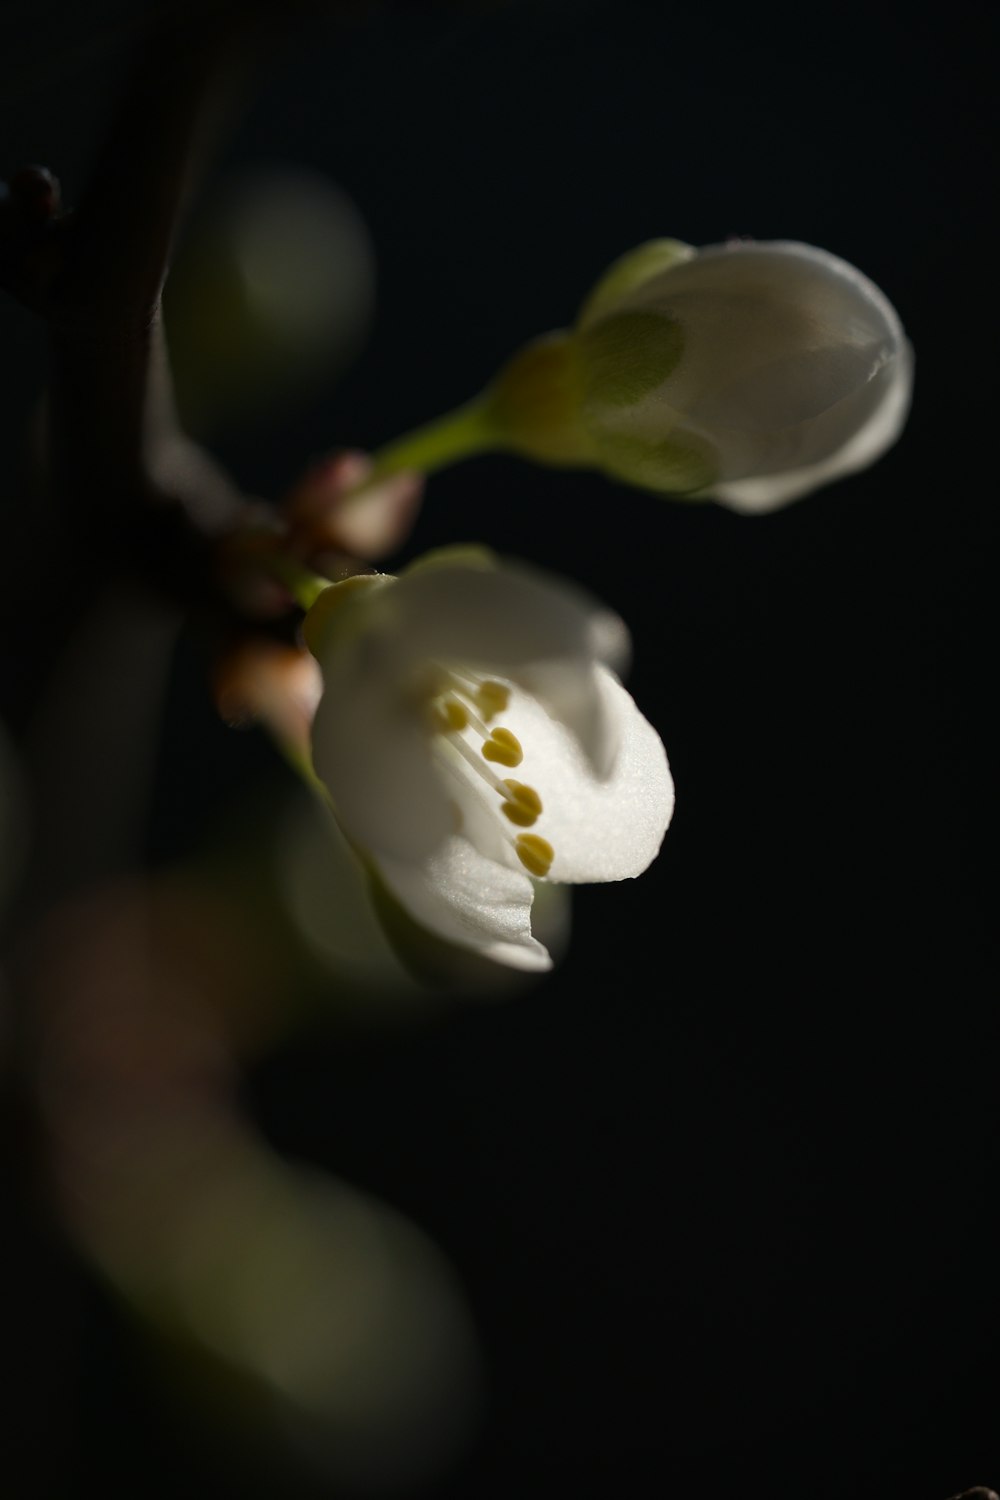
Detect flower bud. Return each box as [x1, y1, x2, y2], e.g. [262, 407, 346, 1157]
[572, 238, 913, 510]
[481, 239, 912, 510]
[283, 450, 424, 563]
[214, 639, 322, 761]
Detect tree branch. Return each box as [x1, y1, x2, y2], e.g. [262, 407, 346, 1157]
[62, 3, 265, 327]
[1, 2, 297, 608]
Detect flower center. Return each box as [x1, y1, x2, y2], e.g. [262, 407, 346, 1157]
[424, 668, 555, 879]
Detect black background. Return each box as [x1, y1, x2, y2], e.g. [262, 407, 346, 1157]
[1, 1, 995, 1496]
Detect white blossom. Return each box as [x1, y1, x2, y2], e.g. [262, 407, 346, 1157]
[308, 553, 674, 972]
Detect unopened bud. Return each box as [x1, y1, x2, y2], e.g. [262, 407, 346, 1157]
[482, 238, 912, 511]
[284, 450, 423, 563]
[572, 237, 913, 511]
[214, 639, 322, 760]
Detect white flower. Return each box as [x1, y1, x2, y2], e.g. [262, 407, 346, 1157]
[573, 238, 914, 511]
[307, 552, 674, 972]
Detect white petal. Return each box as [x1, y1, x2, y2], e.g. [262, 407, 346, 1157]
[393, 560, 627, 673]
[390, 562, 629, 774]
[374, 836, 553, 973]
[585, 239, 911, 507]
[279, 801, 419, 990]
[706, 335, 914, 511]
[510, 658, 621, 778]
[310, 629, 454, 864]
[499, 666, 674, 883]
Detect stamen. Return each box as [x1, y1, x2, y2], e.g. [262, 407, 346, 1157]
[515, 833, 554, 878]
[501, 780, 542, 828]
[482, 727, 523, 767]
[444, 667, 480, 690]
[437, 667, 511, 724]
[456, 699, 490, 737]
[430, 696, 470, 733]
[425, 669, 548, 865]
[445, 698, 469, 731]
[443, 728, 512, 796]
[474, 680, 510, 722]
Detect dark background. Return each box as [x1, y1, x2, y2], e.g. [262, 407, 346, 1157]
[1, 0, 995, 1496]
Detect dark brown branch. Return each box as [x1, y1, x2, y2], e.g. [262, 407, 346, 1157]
[60, 2, 274, 328]
[1, 2, 299, 609]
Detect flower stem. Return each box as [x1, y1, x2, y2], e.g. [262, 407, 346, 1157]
[364, 398, 497, 486]
[267, 554, 332, 610]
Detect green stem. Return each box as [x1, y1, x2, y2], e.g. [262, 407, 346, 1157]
[364, 398, 497, 487]
[267, 554, 332, 610]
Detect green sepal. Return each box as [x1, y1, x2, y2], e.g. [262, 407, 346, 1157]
[576, 238, 695, 330]
[480, 331, 595, 467]
[577, 310, 685, 410]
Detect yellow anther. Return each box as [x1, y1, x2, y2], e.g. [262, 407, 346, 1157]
[501, 780, 542, 828]
[482, 726, 523, 767]
[474, 680, 511, 722]
[431, 697, 469, 733]
[515, 833, 554, 878]
[443, 698, 469, 731]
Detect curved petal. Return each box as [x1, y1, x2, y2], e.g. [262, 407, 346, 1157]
[390, 561, 629, 678]
[582, 238, 911, 506]
[374, 837, 553, 973]
[310, 630, 455, 865]
[498, 667, 674, 883]
[707, 336, 914, 511]
[510, 658, 620, 778]
[604, 241, 905, 366]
